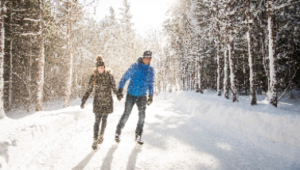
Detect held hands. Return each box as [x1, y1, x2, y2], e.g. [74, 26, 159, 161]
[117, 88, 124, 101]
[147, 95, 153, 106]
[80, 103, 85, 109]
[117, 95, 123, 101]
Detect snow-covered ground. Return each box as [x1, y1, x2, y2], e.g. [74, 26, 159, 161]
[1, 91, 300, 170]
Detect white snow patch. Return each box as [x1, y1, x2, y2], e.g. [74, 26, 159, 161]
[157, 91, 300, 148]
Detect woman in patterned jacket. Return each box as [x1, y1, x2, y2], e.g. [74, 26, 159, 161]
[80, 55, 118, 150]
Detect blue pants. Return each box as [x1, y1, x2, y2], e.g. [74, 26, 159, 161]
[116, 94, 147, 136]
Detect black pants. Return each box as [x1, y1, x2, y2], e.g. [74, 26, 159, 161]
[94, 114, 108, 139]
[116, 94, 147, 136]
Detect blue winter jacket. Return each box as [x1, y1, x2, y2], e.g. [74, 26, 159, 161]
[118, 58, 154, 97]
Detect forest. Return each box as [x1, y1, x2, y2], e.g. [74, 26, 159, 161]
[0, 0, 299, 119]
[163, 0, 300, 106]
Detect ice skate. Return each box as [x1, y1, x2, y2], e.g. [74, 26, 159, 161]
[98, 134, 104, 144]
[92, 138, 98, 150]
[135, 135, 144, 145]
[115, 134, 121, 143]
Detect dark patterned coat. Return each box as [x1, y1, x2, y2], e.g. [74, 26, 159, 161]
[81, 69, 117, 115]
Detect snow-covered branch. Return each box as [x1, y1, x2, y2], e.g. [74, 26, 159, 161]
[273, 1, 300, 10]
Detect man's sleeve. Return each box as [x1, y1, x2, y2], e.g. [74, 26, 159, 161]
[148, 68, 154, 96]
[118, 64, 137, 89]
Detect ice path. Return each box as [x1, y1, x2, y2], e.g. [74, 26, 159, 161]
[9, 94, 300, 170]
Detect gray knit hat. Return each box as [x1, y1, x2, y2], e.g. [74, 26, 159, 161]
[143, 51, 152, 58]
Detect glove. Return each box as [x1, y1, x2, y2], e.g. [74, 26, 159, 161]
[80, 103, 85, 109]
[117, 88, 123, 101]
[147, 95, 153, 106]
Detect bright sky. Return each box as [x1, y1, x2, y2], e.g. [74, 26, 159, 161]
[93, 0, 177, 36]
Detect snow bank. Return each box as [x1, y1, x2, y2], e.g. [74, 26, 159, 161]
[156, 91, 300, 148]
[0, 103, 89, 169]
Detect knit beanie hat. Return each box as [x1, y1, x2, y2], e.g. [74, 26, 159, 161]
[95, 55, 105, 67]
[143, 51, 152, 58]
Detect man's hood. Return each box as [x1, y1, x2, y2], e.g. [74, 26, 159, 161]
[137, 57, 143, 63]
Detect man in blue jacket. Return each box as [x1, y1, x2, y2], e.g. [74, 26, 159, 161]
[115, 51, 154, 145]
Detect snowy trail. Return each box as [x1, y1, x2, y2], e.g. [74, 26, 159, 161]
[3, 92, 300, 170]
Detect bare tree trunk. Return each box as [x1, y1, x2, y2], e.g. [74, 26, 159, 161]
[64, 0, 73, 107]
[162, 62, 166, 92]
[36, 0, 45, 111]
[169, 77, 173, 93]
[186, 66, 188, 91]
[192, 60, 195, 91]
[197, 60, 203, 94]
[186, 73, 189, 91]
[242, 54, 247, 96]
[185, 72, 190, 91]
[224, 1, 238, 102]
[224, 3, 231, 100]
[4, 1, 12, 111]
[246, 0, 257, 105]
[216, 42, 222, 96]
[184, 65, 188, 91]
[8, 39, 12, 111]
[27, 35, 32, 112]
[260, 35, 269, 93]
[182, 65, 186, 91]
[215, 1, 222, 96]
[267, 0, 278, 107]
[0, 0, 5, 119]
[184, 75, 187, 91]
[228, 39, 238, 102]
[182, 75, 185, 91]
[187, 69, 189, 91]
[179, 61, 182, 91]
[224, 50, 230, 99]
[158, 78, 161, 93]
[189, 72, 192, 91]
[164, 62, 167, 92]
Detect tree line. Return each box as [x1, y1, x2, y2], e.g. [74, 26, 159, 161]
[163, 0, 300, 107]
[0, 0, 166, 118]
[0, 0, 299, 119]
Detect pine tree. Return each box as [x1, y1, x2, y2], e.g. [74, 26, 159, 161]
[119, 0, 135, 61]
[109, 6, 115, 21]
[119, 0, 133, 28]
[275, 0, 300, 100]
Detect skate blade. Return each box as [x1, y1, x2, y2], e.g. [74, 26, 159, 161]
[134, 138, 144, 145]
[135, 141, 144, 145]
